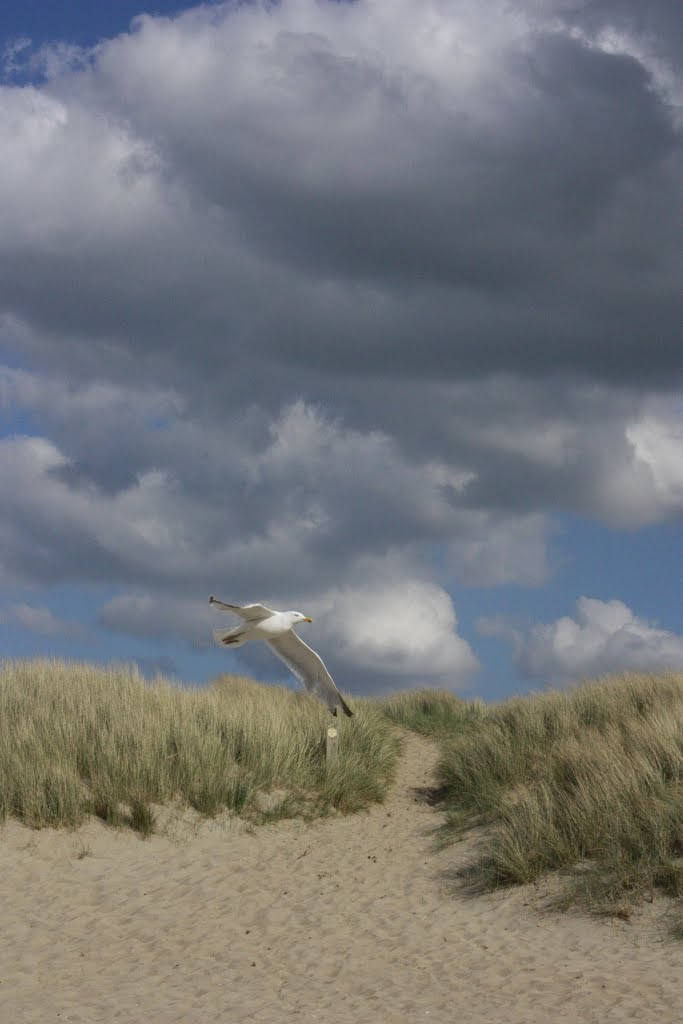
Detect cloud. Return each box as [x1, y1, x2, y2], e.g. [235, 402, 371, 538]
[0, 1, 681, 688]
[0, 395, 534, 593]
[1, 1, 679, 387]
[2, 37, 32, 80]
[316, 578, 480, 688]
[480, 597, 683, 683]
[0, 434, 209, 585]
[624, 403, 683, 522]
[99, 592, 213, 649]
[446, 512, 553, 586]
[0, 602, 85, 637]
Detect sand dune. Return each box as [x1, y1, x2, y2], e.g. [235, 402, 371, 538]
[0, 733, 680, 1023]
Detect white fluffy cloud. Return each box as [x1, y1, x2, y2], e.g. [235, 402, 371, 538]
[624, 404, 683, 523]
[480, 597, 683, 684]
[317, 579, 479, 687]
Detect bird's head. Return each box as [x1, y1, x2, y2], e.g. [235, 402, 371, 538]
[289, 610, 313, 625]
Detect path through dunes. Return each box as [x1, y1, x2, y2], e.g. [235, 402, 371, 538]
[0, 732, 680, 1023]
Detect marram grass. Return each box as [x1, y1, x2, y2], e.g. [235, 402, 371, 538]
[4, 660, 683, 935]
[379, 687, 487, 737]
[431, 671, 683, 932]
[0, 659, 401, 833]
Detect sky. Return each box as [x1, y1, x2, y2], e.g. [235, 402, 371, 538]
[0, 0, 681, 703]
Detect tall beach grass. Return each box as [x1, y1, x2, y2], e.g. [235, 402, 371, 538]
[4, 659, 683, 933]
[0, 659, 401, 833]
[380, 687, 487, 737]
[430, 672, 683, 925]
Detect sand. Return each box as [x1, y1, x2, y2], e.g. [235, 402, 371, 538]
[0, 733, 680, 1023]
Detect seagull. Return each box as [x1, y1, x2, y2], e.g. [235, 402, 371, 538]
[209, 596, 353, 717]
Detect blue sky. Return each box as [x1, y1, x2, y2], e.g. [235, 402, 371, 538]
[0, 1, 681, 702]
[1, 2, 188, 49]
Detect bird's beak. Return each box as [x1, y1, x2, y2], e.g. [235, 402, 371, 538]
[304, 616, 313, 623]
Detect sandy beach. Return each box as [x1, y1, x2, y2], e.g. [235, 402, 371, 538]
[1, 733, 680, 1024]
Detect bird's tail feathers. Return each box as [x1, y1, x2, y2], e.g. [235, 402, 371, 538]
[213, 626, 247, 649]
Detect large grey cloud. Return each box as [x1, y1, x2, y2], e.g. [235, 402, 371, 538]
[2, 1, 681, 389]
[0, 0, 681, 689]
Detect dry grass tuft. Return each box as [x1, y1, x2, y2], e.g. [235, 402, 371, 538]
[380, 687, 486, 737]
[431, 672, 683, 936]
[0, 660, 401, 834]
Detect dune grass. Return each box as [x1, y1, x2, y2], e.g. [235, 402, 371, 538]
[427, 672, 683, 931]
[380, 687, 487, 737]
[0, 659, 401, 834]
[4, 659, 683, 934]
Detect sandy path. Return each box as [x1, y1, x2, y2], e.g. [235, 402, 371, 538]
[0, 732, 681, 1023]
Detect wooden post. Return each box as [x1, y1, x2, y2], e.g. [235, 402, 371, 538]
[326, 726, 339, 764]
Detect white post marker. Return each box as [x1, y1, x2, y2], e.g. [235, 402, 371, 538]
[326, 726, 339, 764]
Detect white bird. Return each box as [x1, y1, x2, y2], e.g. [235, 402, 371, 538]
[209, 596, 353, 717]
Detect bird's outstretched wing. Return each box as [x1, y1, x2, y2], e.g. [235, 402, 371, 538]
[209, 597, 274, 621]
[267, 632, 353, 717]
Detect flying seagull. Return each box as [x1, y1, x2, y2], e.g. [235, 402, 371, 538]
[209, 596, 353, 717]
